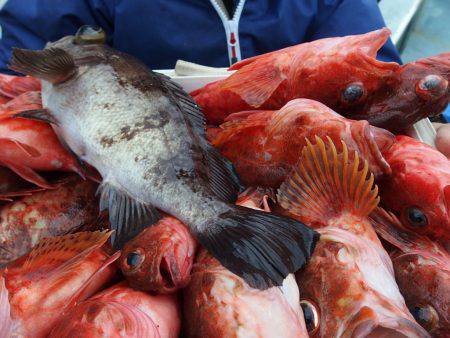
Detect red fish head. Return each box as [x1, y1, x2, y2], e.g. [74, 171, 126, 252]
[380, 136, 450, 242]
[370, 207, 450, 336]
[295, 228, 428, 338]
[120, 216, 197, 294]
[289, 29, 401, 120]
[364, 53, 450, 132]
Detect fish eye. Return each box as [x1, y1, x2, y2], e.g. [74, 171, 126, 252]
[405, 207, 428, 228]
[409, 305, 439, 332]
[300, 299, 320, 334]
[74, 25, 106, 45]
[124, 251, 144, 270]
[342, 82, 365, 104]
[416, 74, 448, 100]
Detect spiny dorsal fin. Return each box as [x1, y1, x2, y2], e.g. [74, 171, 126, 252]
[10, 47, 76, 84]
[22, 230, 112, 274]
[277, 136, 379, 225]
[154, 72, 242, 200]
[156, 72, 206, 137]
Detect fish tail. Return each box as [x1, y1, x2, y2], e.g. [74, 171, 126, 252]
[278, 136, 380, 224]
[195, 205, 319, 290]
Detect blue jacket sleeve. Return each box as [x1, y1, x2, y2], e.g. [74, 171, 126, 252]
[0, 0, 114, 74]
[309, 0, 402, 63]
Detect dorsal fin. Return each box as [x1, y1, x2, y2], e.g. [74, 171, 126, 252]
[277, 136, 379, 225]
[155, 72, 206, 137]
[202, 143, 242, 202]
[153, 72, 242, 200]
[22, 230, 112, 274]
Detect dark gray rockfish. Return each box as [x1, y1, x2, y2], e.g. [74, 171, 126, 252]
[8, 26, 319, 289]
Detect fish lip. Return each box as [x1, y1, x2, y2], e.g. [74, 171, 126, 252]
[343, 316, 430, 338]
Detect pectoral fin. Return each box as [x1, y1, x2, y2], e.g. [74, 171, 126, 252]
[9, 47, 76, 84]
[14, 108, 58, 124]
[0, 159, 55, 189]
[97, 181, 160, 249]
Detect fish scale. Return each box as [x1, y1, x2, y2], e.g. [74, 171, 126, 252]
[8, 27, 319, 289]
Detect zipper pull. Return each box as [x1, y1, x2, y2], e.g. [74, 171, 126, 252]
[229, 32, 238, 65]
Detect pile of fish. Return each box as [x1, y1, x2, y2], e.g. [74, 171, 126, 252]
[0, 26, 448, 337]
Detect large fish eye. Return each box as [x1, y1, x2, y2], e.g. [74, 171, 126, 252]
[300, 299, 320, 334]
[74, 25, 106, 45]
[124, 250, 144, 271]
[409, 305, 439, 332]
[416, 74, 448, 100]
[342, 82, 365, 104]
[405, 207, 428, 228]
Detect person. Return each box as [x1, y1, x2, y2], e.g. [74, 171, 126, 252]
[0, 0, 447, 155]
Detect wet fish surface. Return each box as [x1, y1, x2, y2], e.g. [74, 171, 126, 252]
[8, 27, 318, 289]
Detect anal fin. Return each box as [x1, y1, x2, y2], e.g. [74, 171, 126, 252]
[97, 181, 160, 249]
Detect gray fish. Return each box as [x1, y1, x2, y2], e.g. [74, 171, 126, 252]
[8, 26, 319, 289]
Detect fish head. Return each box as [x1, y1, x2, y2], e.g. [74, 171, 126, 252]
[290, 29, 401, 121]
[1, 231, 119, 337]
[364, 53, 450, 132]
[296, 228, 428, 338]
[46, 25, 106, 51]
[371, 207, 450, 335]
[392, 252, 450, 336]
[380, 136, 450, 241]
[120, 216, 197, 294]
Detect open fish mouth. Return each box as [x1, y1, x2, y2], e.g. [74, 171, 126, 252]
[343, 310, 430, 338]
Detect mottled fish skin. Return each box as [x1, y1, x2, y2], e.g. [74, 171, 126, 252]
[11, 32, 318, 289]
[0, 176, 99, 266]
[41, 40, 229, 228]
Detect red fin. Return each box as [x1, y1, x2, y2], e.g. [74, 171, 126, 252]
[22, 230, 113, 274]
[277, 136, 379, 224]
[0, 277, 12, 338]
[0, 138, 41, 157]
[65, 250, 120, 310]
[218, 54, 290, 108]
[0, 160, 54, 189]
[212, 110, 272, 146]
[0, 74, 40, 98]
[0, 91, 42, 119]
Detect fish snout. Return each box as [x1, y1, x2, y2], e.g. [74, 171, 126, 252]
[343, 307, 430, 338]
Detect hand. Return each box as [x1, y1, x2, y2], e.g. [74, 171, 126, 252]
[434, 123, 450, 157]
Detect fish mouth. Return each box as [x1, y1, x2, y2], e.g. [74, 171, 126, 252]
[343, 310, 430, 338]
[157, 252, 192, 293]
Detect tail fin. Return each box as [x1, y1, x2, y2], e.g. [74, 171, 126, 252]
[196, 205, 319, 289]
[277, 136, 379, 226]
